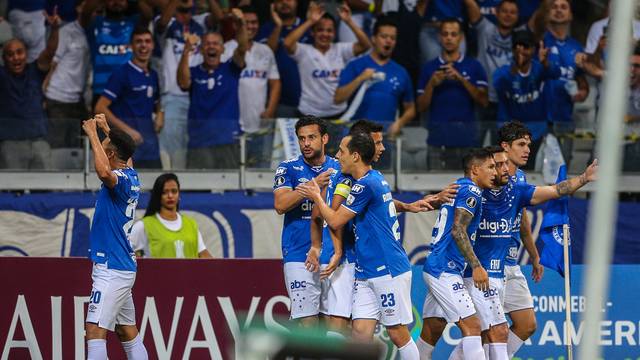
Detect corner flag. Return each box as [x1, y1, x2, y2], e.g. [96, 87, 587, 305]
[539, 165, 571, 277]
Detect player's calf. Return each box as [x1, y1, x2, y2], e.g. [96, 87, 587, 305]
[509, 308, 537, 339]
[117, 325, 148, 360]
[387, 324, 420, 360]
[352, 318, 378, 342]
[456, 315, 484, 360]
[417, 317, 446, 360]
[486, 323, 509, 360]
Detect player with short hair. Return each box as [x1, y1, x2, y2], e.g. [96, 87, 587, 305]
[417, 148, 497, 360]
[273, 115, 339, 327]
[308, 120, 446, 337]
[82, 114, 148, 360]
[297, 132, 420, 359]
[419, 140, 597, 359]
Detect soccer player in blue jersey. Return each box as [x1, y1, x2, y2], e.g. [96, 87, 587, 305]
[82, 114, 147, 360]
[297, 132, 420, 359]
[419, 142, 597, 360]
[273, 116, 338, 326]
[417, 148, 497, 360]
[309, 120, 447, 337]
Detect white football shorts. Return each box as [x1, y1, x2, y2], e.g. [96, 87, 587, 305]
[422, 272, 476, 323]
[319, 261, 355, 318]
[352, 271, 413, 326]
[464, 277, 507, 331]
[85, 263, 137, 331]
[284, 262, 321, 319]
[503, 265, 534, 313]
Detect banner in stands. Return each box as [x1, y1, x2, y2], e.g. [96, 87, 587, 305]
[1, 259, 638, 359]
[0, 192, 639, 264]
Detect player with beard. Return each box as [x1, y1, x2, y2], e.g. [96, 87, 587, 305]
[273, 116, 338, 327]
[417, 143, 597, 360]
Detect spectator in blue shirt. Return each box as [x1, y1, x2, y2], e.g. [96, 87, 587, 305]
[95, 27, 163, 169]
[154, 0, 223, 170]
[465, 0, 520, 145]
[335, 16, 415, 169]
[543, 0, 589, 166]
[493, 29, 560, 169]
[0, 10, 60, 169]
[418, 0, 466, 64]
[417, 19, 489, 170]
[256, 0, 312, 118]
[80, 0, 153, 103]
[177, 9, 248, 169]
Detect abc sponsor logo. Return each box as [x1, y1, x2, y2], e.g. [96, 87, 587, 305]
[483, 288, 499, 298]
[452, 282, 466, 291]
[290, 280, 307, 290]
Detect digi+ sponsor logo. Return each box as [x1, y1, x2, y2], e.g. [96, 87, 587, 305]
[478, 218, 511, 233]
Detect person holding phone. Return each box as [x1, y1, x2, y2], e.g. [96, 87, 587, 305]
[416, 18, 488, 170]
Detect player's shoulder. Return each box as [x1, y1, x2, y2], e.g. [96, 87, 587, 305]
[515, 168, 528, 183]
[457, 178, 482, 197]
[276, 156, 302, 173]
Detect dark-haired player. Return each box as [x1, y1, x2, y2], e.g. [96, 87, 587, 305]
[83, 114, 147, 360]
[273, 116, 339, 326]
[297, 132, 420, 359]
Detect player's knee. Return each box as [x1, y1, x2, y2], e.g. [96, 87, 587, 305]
[487, 323, 509, 343]
[352, 321, 375, 341]
[386, 324, 411, 347]
[85, 323, 107, 340]
[524, 317, 537, 337]
[421, 318, 446, 345]
[115, 325, 138, 342]
[512, 316, 537, 338]
[458, 315, 482, 336]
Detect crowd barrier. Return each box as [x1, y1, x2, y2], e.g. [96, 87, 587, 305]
[1, 258, 638, 359]
[1, 192, 640, 264]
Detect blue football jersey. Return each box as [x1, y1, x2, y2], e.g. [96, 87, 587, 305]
[319, 169, 356, 265]
[464, 178, 535, 278]
[342, 170, 411, 279]
[88, 168, 140, 271]
[424, 178, 483, 278]
[505, 169, 529, 266]
[274, 155, 340, 263]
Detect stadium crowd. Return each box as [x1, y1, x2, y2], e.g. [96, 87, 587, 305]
[0, 0, 638, 171]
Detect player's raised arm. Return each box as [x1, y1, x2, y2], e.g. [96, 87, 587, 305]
[297, 178, 356, 230]
[82, 115, 118, 188]
[530, 160, 598, 205]
[452, 207, 488, 291]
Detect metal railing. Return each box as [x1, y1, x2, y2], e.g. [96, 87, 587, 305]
[1, 120, 639, 192]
